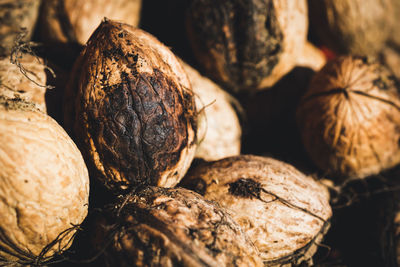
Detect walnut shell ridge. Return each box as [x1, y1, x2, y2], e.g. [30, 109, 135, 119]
[180, 155, 332, 266]
[0, 96, 89, 263]
[40, 0, 142, 45]
[297, 56, 400, 180]
[69, 19, 197, 192]
[92, 187, 263, 267]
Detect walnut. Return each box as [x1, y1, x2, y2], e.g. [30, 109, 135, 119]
[296, 56, 400, 180]
[0, 54, 47, 112]
[40, 0, 142, 45]
[0, 0, 41, 56]
[91, 186, 263, 267]
[0, 96, 89, 264]
[180, 155, 332, 266]
[181, 61, 241, 161]
[66, 19, 197, 192]
[186, 0, 310, 91]
[308, 0, 393, 56]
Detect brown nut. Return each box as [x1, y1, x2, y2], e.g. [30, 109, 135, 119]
[0, 0, 41, 56]
[186, 0, 308, 91]
[0, 54, 47, 112]
[309, 0, 393, 56]
[0, 96, 89, 264]
[296, 56, 400, 180]
[67, 19, 197, 192]
[40, 0, 142, 45]
[91, 186, 263, 267]
[181, 61, 241, 161]
[180, 155, 332, 266]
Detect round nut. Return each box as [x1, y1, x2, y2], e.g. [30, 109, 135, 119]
[0, 96, 89, 264]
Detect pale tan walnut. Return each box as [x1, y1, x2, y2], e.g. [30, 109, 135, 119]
[0, 0, 41, 56]
[40, 0, 142, 45]
[186, 0, 309, 91]
[181, 61, 241, 161]
[309, 0, 393, 56]
[180, 155, 332, 266]
[0, 96, 89, 264]
[297, 56, 400, 180]
[92, 186, 263, 267]
[0, 54, 47, 112]
[67, 19, 197, 192]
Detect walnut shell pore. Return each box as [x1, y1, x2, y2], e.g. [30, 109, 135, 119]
[71, 20, 197, 192]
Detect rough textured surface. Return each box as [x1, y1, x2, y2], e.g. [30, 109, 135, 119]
[180, 155, 332, 266]
[0, 96, 89, 264]
[0, 0, 41, 56]
[67, 20, 197, 192]
[309, 0, 392, 56]
[0, 54, 47, 112]
[92, 186, 263, 267]
[186, 0, 308, 91]
[182, 61, 241, 161]
[297, 56, 400, 180]
[40, 0, 142, 45]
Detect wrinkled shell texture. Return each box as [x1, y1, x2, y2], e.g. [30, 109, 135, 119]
[186, 0, 307, 91]
[0, 54, 47, 112]
[0, 0, 41, 56]
[93, 187, 263, 267]
[180, 155, 331, 266]
[309, 0, 392, 55]
[182, 62, 241, 161]
[70, 20, 197, 192]
[297, 56, 400, 180]
[40, 0, 142, 44]
[0, 97, 89, 263]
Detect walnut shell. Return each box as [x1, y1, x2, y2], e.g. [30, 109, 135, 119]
[296, 56, 400, 180]
[308, 0, 393, 56]
[180, 155, 331, 266]
[40, 0, 142, 45]
[0, 0, 41, 56]
[0, 54, 47, 112]
[181, 61, 241, 161]
[68, 19, 197, 192]
[186, 0, 308, 91]
[0, 96, 89, 264]
[92, 186, 263, 267]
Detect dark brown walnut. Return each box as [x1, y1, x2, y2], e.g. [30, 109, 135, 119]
[0, 0, 41, 56]
[297, 56, 400, 180]
[180, 155, 332, 266]
[91, 186, 263, 267]
[186, 0, 308, 91]
[67, 19, 197, 192]
[40, 0, 142, 45]
[0, 54, 47, 112]
[308, 0, 393, 56]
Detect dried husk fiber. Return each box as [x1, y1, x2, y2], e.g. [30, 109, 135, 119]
[0, 0, 41, 56]
[186, 0, 308, 91]
[181, 61, 241, 161]
[180, 155, 332, 266]
[308, 0, 393, 56]
[0, 96, 89, 264]
[297, 56, 400, 180]
[67, 19, 197, 192]
[91, 186, 263, 267]
[0, 53, 47, 112]
[40, 0, 142, 45]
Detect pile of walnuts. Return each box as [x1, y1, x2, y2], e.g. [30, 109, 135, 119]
[0, 0, 400, 266]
